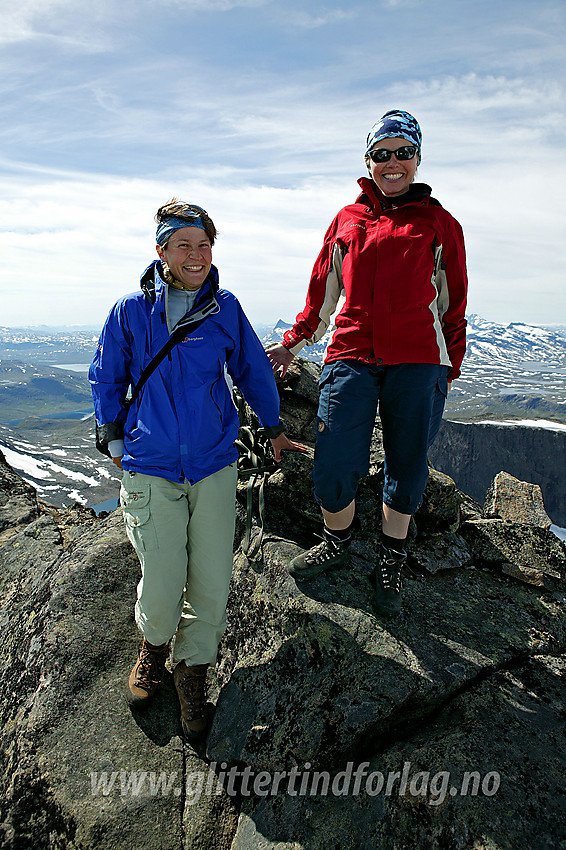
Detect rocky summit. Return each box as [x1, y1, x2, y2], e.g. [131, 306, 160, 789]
[0, 360, 565, 850]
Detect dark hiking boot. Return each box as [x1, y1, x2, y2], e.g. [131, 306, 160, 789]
[370, 544, 406, 617]
[126, 639, 169, 707]
[174, 662, 210, 743]
[289, 529, 351, 581]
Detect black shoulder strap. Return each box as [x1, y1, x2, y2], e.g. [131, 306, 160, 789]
[124, 294, 219, 410]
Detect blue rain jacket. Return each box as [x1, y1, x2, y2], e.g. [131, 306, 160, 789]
[89, 261, 280, 484]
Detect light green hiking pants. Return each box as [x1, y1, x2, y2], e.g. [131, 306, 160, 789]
[120, 463, 238, 666]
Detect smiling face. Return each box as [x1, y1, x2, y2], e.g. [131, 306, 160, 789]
[156, 227, 212, 290]
[368, 136, 419, 197]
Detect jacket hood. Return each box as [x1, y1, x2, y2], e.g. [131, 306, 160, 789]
[139, 260, 220, 304]
[356, 176, 438, 211]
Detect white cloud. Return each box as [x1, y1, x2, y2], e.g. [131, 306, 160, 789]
[0, 0, 68, 43]
[0, 0, 115, 50]
[0, 163, 343, 328]
[2, 112, 566, 331]
[284, 7, 356, 28]
[0, 1, 565, 329]
[159, 0, 267, 7]
[382, 0, 420, 7]
[0, 0, 265, 46]
[168, 0, 267, 7]
[400, 73, 564, 121]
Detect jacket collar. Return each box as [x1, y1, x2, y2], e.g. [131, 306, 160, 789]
[139, 260, 220, 305]
[356, 176, 433, 212]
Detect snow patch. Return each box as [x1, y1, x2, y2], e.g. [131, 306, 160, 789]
[45, 461, 100, 486]
[67, 489, 87, 505]
[0, 445, 55, 480]
[476, 419, 566, 432]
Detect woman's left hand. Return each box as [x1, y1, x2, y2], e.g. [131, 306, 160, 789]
[270, 433, 310, 462]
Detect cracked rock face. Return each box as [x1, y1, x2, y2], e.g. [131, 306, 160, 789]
[0, 360, 565, 850]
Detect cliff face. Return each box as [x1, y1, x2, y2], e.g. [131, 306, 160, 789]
[0, 360, 565, 850]
[429, 419, 566, 526]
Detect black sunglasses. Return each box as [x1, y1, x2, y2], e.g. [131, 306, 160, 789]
[368, 145, 417, 163]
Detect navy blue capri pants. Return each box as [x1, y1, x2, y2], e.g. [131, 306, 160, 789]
[313, 360, 449, 515]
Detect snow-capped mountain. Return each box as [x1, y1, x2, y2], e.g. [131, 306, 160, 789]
[261, 315, 566, 423]
[261, 319, 335, 363]
[465, 315, 566, 366]
[262, 314, 566, 369]
[0, 316, 565, 512]
[0, 326, 99, 363]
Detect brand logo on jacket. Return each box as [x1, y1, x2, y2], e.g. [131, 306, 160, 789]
[182, 336, 205, 343]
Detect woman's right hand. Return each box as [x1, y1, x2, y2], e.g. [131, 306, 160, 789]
[112, 457, 123, 470]
[266, 344, 295, 378]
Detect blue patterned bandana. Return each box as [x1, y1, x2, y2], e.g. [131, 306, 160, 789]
[156, 212, 207, 246]
[365, 110, 422, 163]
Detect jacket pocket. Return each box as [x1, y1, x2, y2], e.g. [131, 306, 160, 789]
[120, 474, 158, 552]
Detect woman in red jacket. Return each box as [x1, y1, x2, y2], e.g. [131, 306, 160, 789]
[267, 109, 468, 617]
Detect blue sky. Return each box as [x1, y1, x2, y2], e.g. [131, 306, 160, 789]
[1, 0, 565, 329]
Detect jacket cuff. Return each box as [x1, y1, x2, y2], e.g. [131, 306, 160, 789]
[95, 422, 124, 457]
[260, 420, 287, 439]
[108, 439, 125, 459]
[282, 329, 302, 348]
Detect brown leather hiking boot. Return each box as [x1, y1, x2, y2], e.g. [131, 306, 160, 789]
[126, 639, 169, 707]
[173, 662, 210, 743]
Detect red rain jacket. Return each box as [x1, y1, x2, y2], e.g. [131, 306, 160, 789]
[283, 178, 468, 379]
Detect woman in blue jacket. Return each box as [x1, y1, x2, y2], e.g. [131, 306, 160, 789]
[90, 199, 302, 741]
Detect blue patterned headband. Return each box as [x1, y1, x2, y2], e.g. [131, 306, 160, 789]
[156, 208, 208, 246]
[365, 110, 422, 163]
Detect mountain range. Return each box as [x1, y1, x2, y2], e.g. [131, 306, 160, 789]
[263, 314, 566, 363]
[0, 316, 564, 513]
[262, 315, 566, 422]
[0, 326, 99, 365]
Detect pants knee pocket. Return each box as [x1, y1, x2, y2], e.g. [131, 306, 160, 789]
[120, 476, 158, 552]
[317, 362, 345, 429]
[317, 371, 332, 427]
[436, 370, 449, 399]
